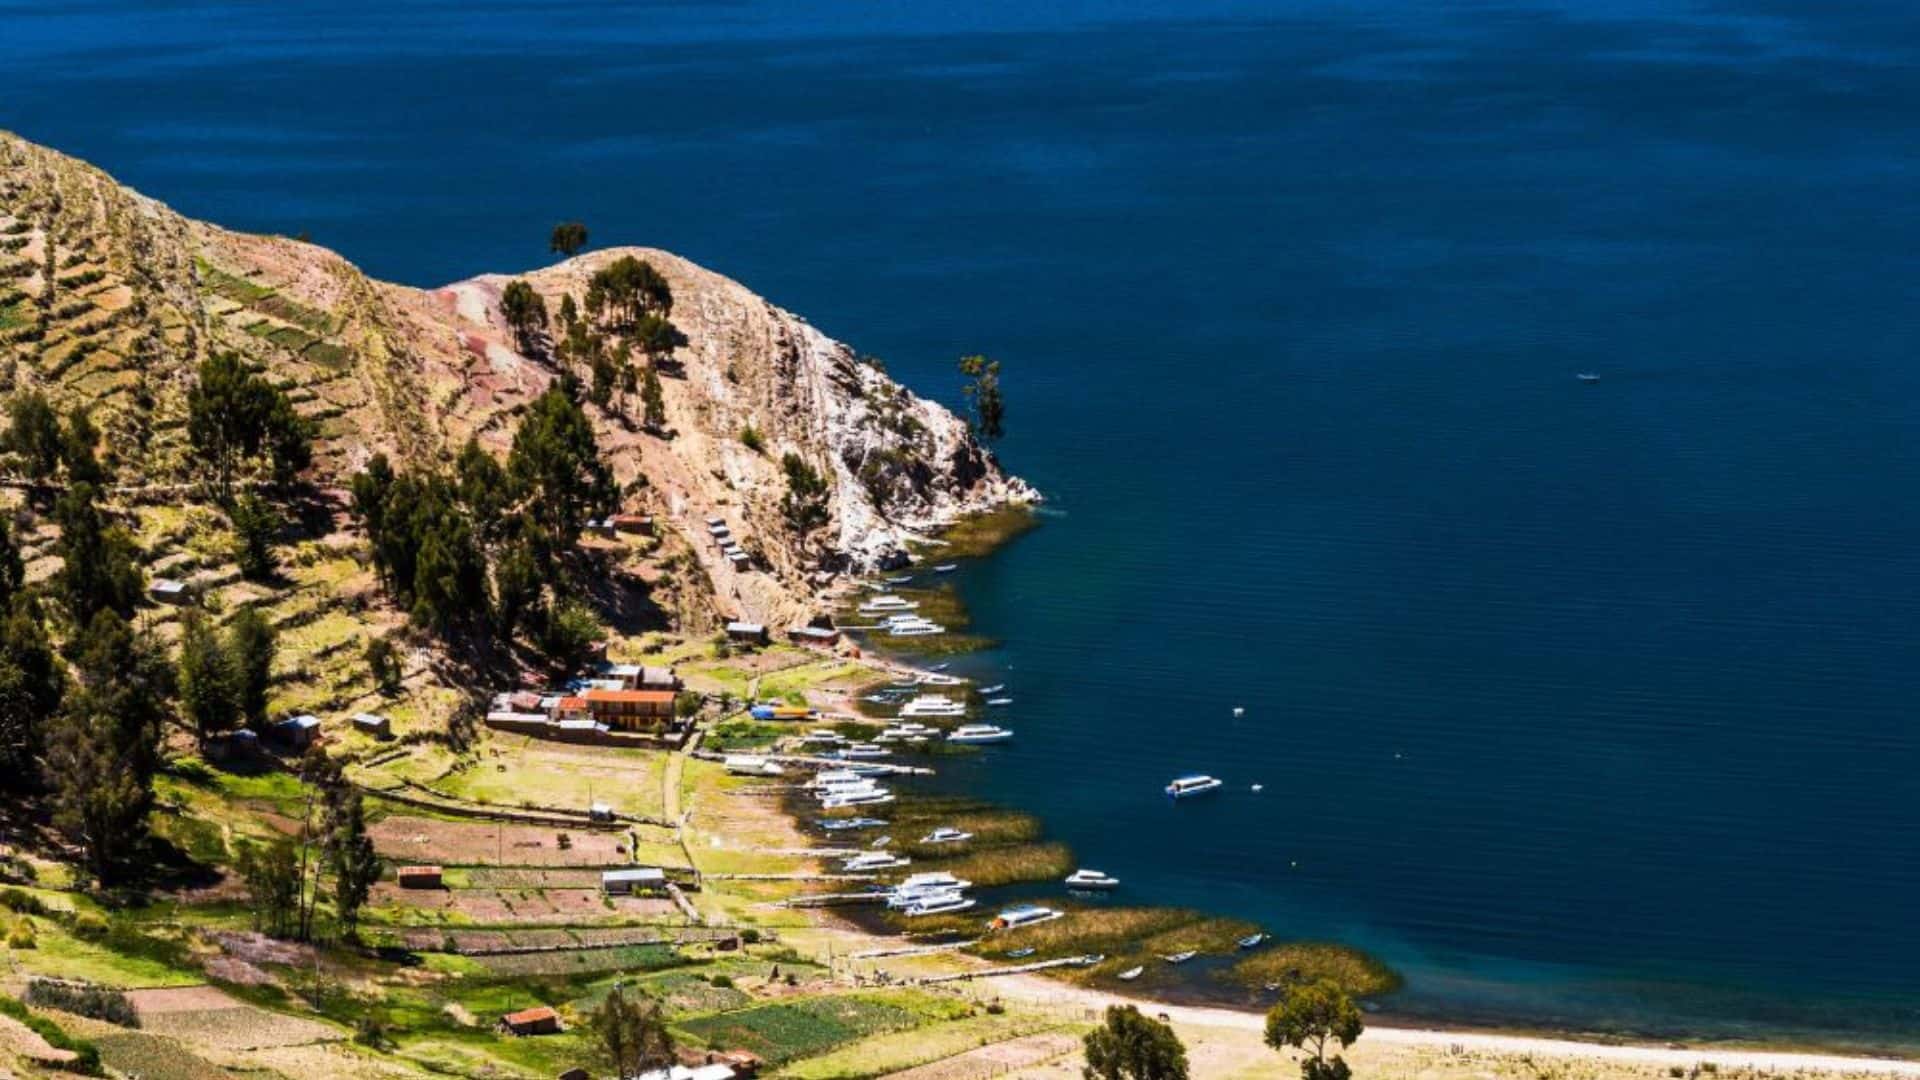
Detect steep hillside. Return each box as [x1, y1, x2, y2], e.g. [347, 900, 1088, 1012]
[0, 131, 1033, 629]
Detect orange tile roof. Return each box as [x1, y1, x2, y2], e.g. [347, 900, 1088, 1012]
[503, 1006, 558, 1025]
[583, 688, 676, 704]
[556, 696, 587, 711]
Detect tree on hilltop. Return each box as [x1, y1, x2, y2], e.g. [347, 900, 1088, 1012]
[500, 278, 549, 355]
[959, 354, 1005, 440]
[550, 221, 589, 257]
[585, 255, 672, 330]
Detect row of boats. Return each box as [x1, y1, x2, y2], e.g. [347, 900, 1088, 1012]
[1112, 933, 1271, 981]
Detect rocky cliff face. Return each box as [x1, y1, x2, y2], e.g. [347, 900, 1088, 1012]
[0, 132, 1033, 626]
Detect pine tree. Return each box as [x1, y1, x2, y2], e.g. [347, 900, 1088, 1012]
[641, 363, 667, 432]
[52, 482, 143, 625]
[177, 610, 239, 744]
[227, 605, 276, 730]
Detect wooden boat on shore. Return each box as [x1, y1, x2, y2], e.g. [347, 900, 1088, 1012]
[1118, 965, 1145, 981]
[1238, 932, 1269, 949]
[1162, 950, 1198, 964]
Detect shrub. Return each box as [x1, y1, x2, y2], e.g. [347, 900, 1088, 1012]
[8, 916, 36, 949]
[709, 974, 734, 989]
[739, 928, 762, 945]
[23, 981, 138, 1028]
[0, 888, 48, 916]
[739, 424, 764, 453]
[69, 912, 108, 939]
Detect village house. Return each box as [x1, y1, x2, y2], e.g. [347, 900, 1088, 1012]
[598, 662, 681, 692]
[725, 621, 768, 645]
[613, 513, 653, 534]
[601, 867, 666, 895]
[351, 712, 392, 738]
[788, 625, 841, 648]
[274, 714, 321, 749]
[580, 687, 677, 730]
[497, 1006, 561, 1036]
[149, 578, 191, 605]
[397, 865, 442, 889]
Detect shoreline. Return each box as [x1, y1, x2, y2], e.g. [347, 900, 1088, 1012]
[791, 520, 1920, 1071]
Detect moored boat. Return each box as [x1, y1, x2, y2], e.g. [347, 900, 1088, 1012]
[990, 904, 1063, 931]
[1065, 868, 1120, 890]
[1165, 775, 1223, 799]
[898, 887, 975, 910]
[948, 724, 1013, 744]
[1118, 965, 1145, 981]
[1162, 950, 1198, 964]
[921, 827, 974, 844]
[1238, 932, 1269, 949]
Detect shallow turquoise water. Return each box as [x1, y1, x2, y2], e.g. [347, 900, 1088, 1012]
[7, 0, 1920, 1047]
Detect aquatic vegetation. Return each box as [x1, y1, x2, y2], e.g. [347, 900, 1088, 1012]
[1222, 941, 1402, 998]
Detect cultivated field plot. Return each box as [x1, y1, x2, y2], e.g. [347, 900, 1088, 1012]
[92, 1032, 229, 1080]
[442, 741, 670, 820]
[368, 815, 631, 866]
[369, 882, 676, 923]
[126, 986, 342, 1050]
[394, 925, 728, 953]
[473, 942, 684, 978]
[674, 991, 964, 1065]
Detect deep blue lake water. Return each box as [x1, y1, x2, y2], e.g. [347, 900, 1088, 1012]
[8, 0, 1920, 1048]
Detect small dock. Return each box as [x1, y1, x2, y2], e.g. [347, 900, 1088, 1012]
[912, 955, 1102, 984]
[849, 939, 980, 960]
[784, 891, 889, 908]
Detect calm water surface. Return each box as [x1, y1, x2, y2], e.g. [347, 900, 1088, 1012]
[7, 0, 1920, 1047]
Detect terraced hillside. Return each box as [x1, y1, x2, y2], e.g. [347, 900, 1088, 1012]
[0, 131, 1033, 632]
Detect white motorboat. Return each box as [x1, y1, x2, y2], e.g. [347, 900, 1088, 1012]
[895, 871, 968, 892]
[948, 724, 1013, 744]
[821, 790, 894, 809]
[989, 904, 1062, 930]
[838, 744, 891, 759]
[887, 886, 963, 910]
[1576, 372, 1601, 382]
[859, 595, 919, 614]
[986, 697, 1013, 707]
[723, 755, 784, 777]
[1065, 869, 1120, 890]
[918, 672, 966, 686]
[818, 817, 887, 831]
[978, 684, 1006, 694]
[843, 851, 910, 871]
[1165, 775, 1224, 799]
[1118, 966, 1145, 981]
[921, 827, 973, 845]
[933, 563, 958, 573]
[900, 695, 967, 718]
[902, 894, 975, 917]
[888, 621, 946, 637]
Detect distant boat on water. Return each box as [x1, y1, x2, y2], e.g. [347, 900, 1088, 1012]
[1238, 932, 1268, 949]
[933, 563, 958, 573]
[1161, 950, 1198, 964]
[1166, 775, 1223, 799]
[1576, 372, 1601, 382]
